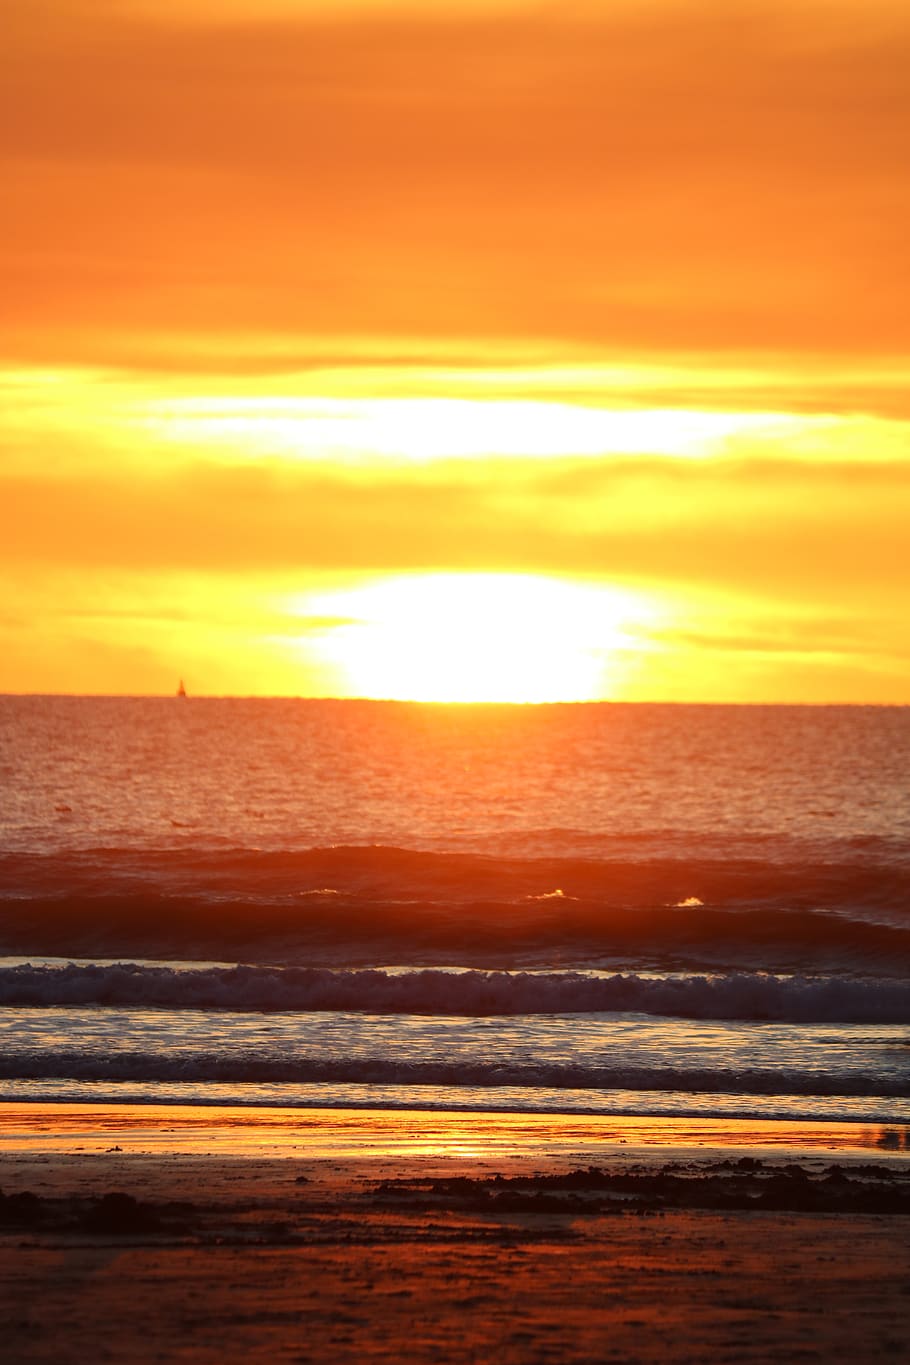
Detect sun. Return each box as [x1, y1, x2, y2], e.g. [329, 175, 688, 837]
[294, 573, 661, 703]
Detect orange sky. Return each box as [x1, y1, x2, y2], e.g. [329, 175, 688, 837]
[3, 0, 909, 701]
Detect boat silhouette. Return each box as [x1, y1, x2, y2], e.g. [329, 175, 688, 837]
[177, 679, 187, 698]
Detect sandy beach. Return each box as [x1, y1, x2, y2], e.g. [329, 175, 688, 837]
[1, 1104, 908, 1363]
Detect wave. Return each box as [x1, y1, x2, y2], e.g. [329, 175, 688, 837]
[0, 1047, 904, 1099]
[2, 844, 909, 973]
[3, 963, 910, 1023]
[5, 1079, 906, 1127]
[6, 841, 910, 906]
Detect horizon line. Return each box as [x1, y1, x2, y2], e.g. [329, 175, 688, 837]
[1, 693, 907, 708]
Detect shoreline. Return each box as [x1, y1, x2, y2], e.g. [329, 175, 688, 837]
[2, 1101, 908, 1164]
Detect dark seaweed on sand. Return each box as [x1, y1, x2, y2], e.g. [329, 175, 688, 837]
[370, 1161, 910, 1216]
[0, 1188, 198, 1236]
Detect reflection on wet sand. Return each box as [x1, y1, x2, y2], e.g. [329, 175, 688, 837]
[0, 1103, 907, 1166]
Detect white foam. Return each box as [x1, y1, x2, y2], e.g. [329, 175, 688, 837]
[1, 963, 909, 1023]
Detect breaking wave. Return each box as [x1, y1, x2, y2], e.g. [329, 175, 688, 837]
[2, 843, 910, 975]
[3, 963, 909, 1024]
[0, 1048, 904, 1099]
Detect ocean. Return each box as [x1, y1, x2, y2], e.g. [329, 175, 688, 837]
[1, 696, 908, 1132]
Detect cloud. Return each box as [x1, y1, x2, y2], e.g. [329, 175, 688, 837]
[657, 618, 910, 662]
[3, 455, 908, 617]
[3, 1, 909, 356]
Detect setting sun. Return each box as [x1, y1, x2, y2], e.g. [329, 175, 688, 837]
[293, 574, 662, 703]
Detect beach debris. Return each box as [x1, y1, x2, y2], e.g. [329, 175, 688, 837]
[78, 1192, 163, 1234]
[368, 1161, 910, 1217]
[0, 1190, 45, 1227]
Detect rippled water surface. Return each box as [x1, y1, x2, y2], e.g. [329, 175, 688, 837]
[1, 697, 908, 1126]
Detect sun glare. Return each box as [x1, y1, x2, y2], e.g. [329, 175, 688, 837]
[149, 395, 804, 465]
[292, 574, 662, 703]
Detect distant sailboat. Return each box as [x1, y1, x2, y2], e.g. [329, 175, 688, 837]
[176, 679, 187, 698]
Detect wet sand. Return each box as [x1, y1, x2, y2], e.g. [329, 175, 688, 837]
[1, 1104, 909, 1362]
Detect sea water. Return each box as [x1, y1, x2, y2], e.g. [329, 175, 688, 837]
[0, 697, 908, 1128]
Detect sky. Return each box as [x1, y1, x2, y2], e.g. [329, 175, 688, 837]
[3, 0, 909, 702]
